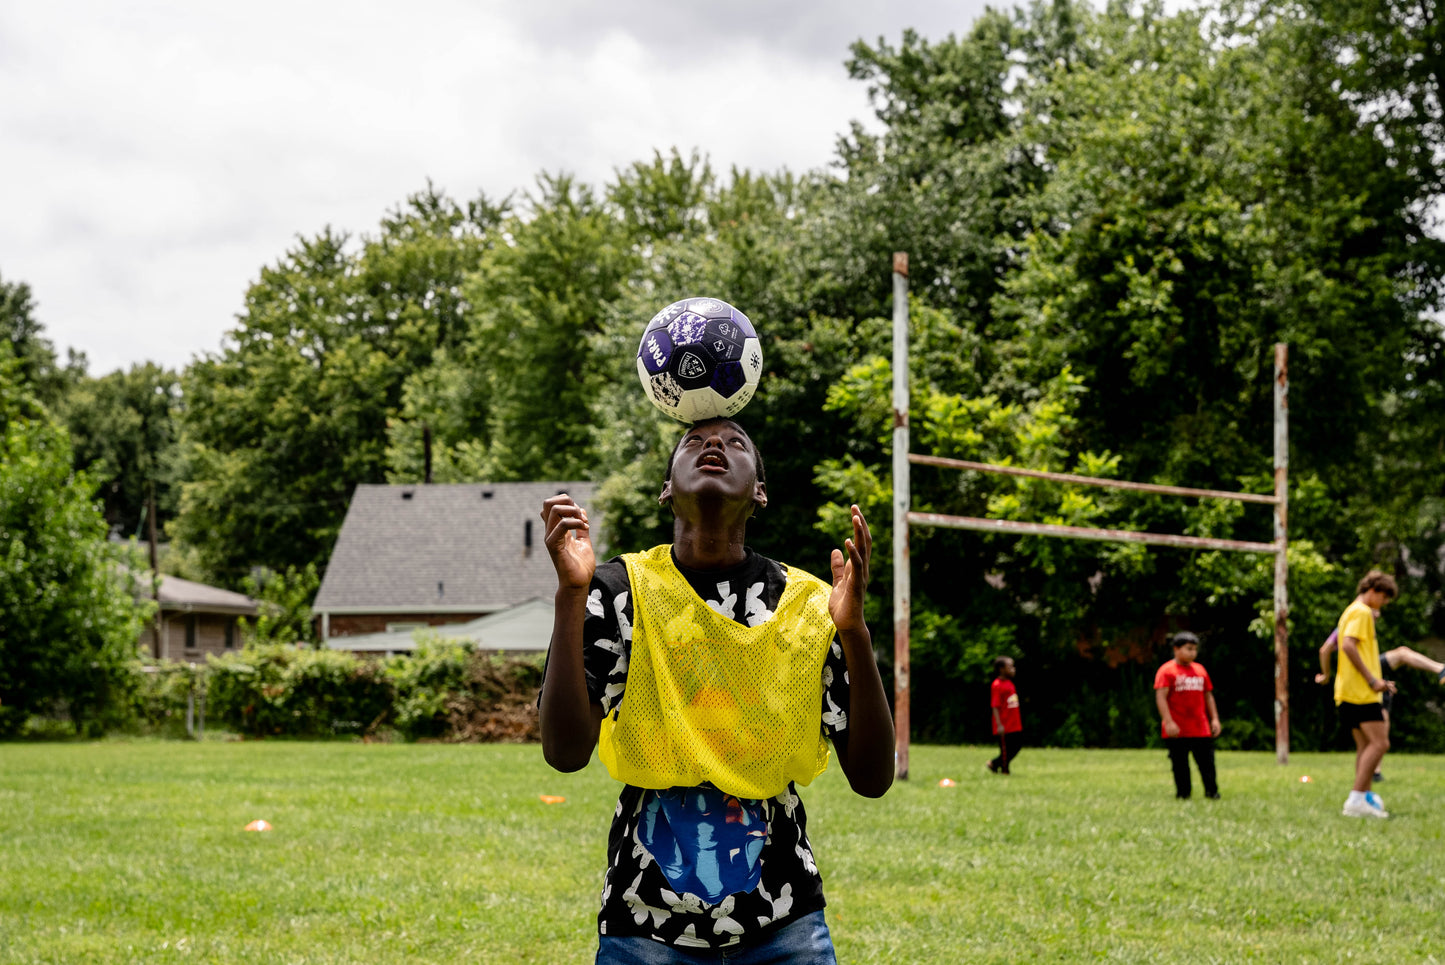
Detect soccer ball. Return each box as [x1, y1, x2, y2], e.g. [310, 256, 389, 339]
[636, 296, 763, 423]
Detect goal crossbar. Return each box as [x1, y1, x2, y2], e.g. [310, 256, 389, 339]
[908, 454, 1279, 506]
[907, 511, 1280, 555]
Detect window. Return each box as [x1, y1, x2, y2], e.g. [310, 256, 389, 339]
[224, 620, 235, 649]
[386, 622, 428, 633]
[185, 614, 198, 650]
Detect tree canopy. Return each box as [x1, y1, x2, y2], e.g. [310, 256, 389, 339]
[0, 361, 148, 736]
[7, 0, 1445, 747]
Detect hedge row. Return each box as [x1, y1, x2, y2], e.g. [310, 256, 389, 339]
[125, 643, 543, 741]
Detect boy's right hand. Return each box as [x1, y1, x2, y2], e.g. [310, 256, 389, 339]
[541, 494, 595, 591]
[1163, 719, 1181, 738]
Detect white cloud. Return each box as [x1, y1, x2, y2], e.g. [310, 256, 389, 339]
[0, 0, 985, 374]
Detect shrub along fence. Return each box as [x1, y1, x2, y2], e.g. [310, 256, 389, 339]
[121, 642, 543, 741]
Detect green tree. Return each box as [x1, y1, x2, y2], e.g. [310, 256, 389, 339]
[0, 273, 82, 408]
[809, 0, 1445, 747]
[239, 563, 321, 647]
[0, 361, 148, 736]
[174, 186, 505, 581]
[988, 1, 1445, 661]
[386, 174, 637, 485]
[57, 362, 181, 538]
[834, 11, 1037, 327]
[465, 173, 637, 481]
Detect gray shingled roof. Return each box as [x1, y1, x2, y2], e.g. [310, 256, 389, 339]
[154, 575, 259, 615]
[313, 482, 599, 611]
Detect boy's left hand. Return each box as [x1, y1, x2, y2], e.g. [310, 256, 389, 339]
[829, 504, 871, 634]
[1210, 718, 1222, 738]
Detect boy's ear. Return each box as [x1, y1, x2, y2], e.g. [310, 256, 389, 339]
[753, 480, 767, 509]
[658, 480, 672, 506]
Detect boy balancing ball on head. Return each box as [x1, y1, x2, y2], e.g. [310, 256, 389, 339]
[539, 418, 894, 962]
[1328, 570, 1399, 819]
[1153, 632, 1222, 800]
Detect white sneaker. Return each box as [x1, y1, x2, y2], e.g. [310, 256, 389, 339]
[1343, 797, 1390, 818]
[1365, 791, 1386, 811]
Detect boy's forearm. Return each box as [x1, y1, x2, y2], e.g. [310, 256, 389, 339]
[539, 586, 603, 772]
[1340, 638, 1376, 685]
[837, 625, 894, 798]
[1206, 693, 1220, 722]
[1154, 690, 1173, 725]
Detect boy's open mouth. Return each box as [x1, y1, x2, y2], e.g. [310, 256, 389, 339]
[697, 451, 727, 473]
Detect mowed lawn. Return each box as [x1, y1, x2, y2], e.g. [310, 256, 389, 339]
[2, 742, 1443, 964]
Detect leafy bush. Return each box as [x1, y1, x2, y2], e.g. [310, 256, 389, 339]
[196, 641, 539, 741]
[440, 651, 544, 743]
[384, 636, 542, 742]
[279, 648, 391, 737]
[206, 645, 289, 736]
[206, 645, 392, 738]
[384, 637, 476, 739]
[127, 661, 205, 737]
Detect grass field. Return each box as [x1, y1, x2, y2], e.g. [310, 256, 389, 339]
[2, 741, 1442, 964]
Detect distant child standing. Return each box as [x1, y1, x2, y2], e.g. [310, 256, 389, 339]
[987, 656, 1023, 774]
[1153, 632, 1222, 799]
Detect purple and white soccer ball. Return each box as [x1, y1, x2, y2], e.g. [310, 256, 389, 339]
[636, 296, 763, 423]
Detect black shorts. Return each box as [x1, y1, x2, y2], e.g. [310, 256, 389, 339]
[1339, 701, 1386, 729]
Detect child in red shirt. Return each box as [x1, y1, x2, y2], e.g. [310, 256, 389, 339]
[1153, 631, 1222, 799]
[987, 656, 1023, 774]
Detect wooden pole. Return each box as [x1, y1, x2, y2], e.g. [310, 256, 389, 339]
[891, 252, 911, 780]
[1274, 344, 1290, 763]
[148, 480, 163, 660]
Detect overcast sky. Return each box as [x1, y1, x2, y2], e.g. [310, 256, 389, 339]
[1, 0, 988, 376]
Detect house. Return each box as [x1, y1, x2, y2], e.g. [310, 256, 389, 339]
[313, 481, 599, 641]
[324, 596, 557, 659]
[139, 575, 260, 661]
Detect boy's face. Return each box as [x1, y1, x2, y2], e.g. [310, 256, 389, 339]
[1173, 642, 1199, 665]
[659, 419, 767, 512]
[999, 658, 1016, 679]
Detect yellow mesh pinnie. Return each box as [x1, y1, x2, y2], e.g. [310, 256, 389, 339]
[598, 546, 834, 799]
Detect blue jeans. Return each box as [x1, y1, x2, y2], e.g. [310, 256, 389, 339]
[595, 909, 837, 964]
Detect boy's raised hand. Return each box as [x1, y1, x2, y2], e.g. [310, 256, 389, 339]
[541, 494, 595, 591]
[829, 504, 872, 634]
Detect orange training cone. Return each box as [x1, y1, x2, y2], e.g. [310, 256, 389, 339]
[243, 819, 273, 831]
[539, 795, 566, 805]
